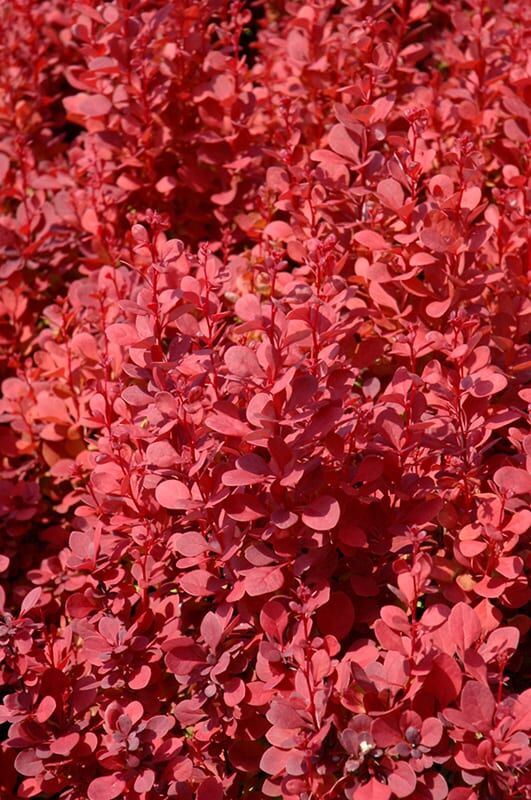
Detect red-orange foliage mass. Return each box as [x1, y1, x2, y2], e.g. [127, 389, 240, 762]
[0, 1, 529, 799]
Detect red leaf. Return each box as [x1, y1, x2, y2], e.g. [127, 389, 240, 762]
[338, 524, 367, 548]
[316, 591, 355, 639]
[225, 494, 267, 521]
[424, 654, 463, 706]
[380, 606, 410, 633]
[200, 611, 224, 651]
[197, 778, 223, 800]
[387, 762, 417, 798]
[166, 639, 205, 675]
[260, 599, 288, 642]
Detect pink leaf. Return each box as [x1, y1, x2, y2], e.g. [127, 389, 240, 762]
[448, 603, 481, 656]
[155, 479, 191, 510]
[21, 587, 41, 615]
[128, 664, 151, 690]
[14, 750, 41, 777]
[459, 681, 495, 732]
[354, 778, 392, 800]
[380, 605, 410, 633]
[205, 406, 252, 438]
[354, 230, 387, 250]
[462, 368, 507, 398]
[0, 154, 10, 183]
[479, 627, 520, 662]
[260, 746, 288, 776]
[328, 124, 360, 162]
[170, 532, 207, 557]
[49, 732, 81, 756]
[224, 346, 265, 378]
[146, 441, 178, 467]
[302, 495, 340, 531]
[35, 695, 56, 723]
[420, 213, 461, 253]
[222, 454, 270, 486]
[179, 570, 222, 597]
[88, 775, 126, 800]
[234, 293, 261, 321]
[264, 221, 293, 239]
[426, 295, 453, 318]
[64, 93, 112, 118]
[223, 677, 246, 706]
[377, 178, 404, 210]
[494, 466, 531, 495]
[421, 717, 443, 747]
[134, 769, 155, 793]
[244, 565, 284, 597]
[266, 699, 306, 729]
[155, 176, 177, 194]
[200, 611, 224, 651]
[122, 385, 152, 407]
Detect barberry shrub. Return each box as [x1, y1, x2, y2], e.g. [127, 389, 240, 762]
[0, 0, 529, 798]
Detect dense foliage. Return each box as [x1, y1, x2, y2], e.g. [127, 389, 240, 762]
[0, 0, 530, 798]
